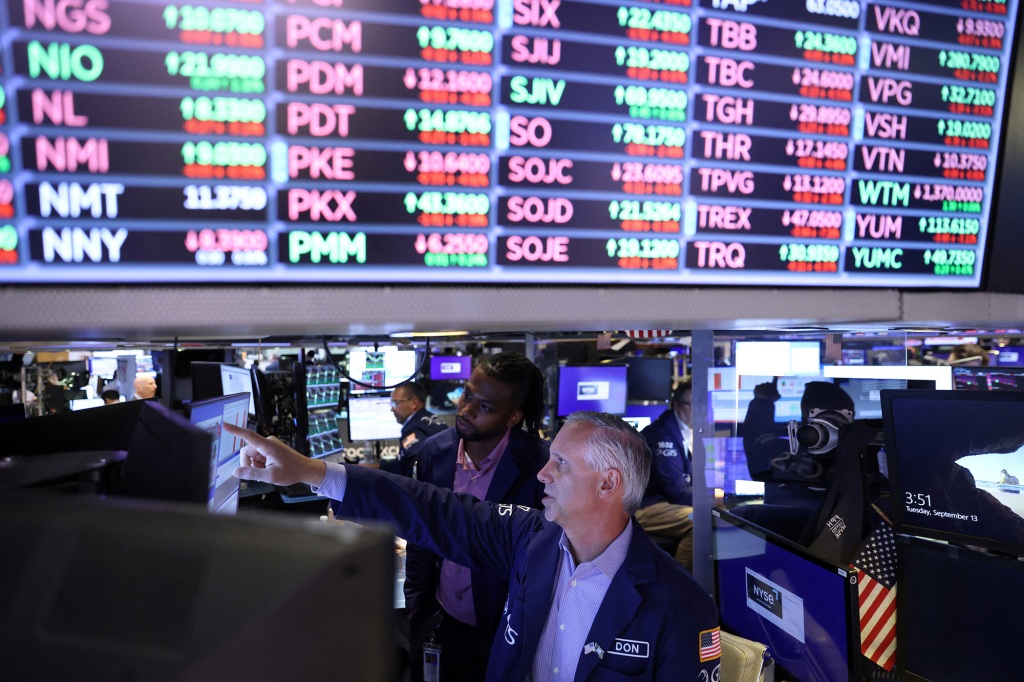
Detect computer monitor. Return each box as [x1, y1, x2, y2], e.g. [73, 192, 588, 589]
[0, 492, 395, 681]
[557, 365, 628, 416]
[88, 355, 119, 379]
[116, 402, 213, 506]
[623, 402, 667, 429]
[220, 364, 257, 417]
[429, 355, 472, 381]
[191, 361, 226, 402]
[347, 392, 403, 442]
[624, 357, 672, 402]
[835, 378, 909, 420]
[713, 509, 859, 682]
[953, 366, 1024, 392]
[734, 341, 821, 377]
[69, 398, 105, 411]
[881, 390, 1024, 555]
[896, 536, 1024, 682]
[185, 392, 249, 514]
[348, 346, 418, 392]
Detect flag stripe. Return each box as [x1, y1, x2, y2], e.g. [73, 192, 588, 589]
[852, 522, 898, 671]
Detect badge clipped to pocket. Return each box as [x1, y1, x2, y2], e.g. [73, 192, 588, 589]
[423, 643, 441, 682]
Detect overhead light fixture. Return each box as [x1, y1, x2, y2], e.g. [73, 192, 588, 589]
[390, 331, 470, 338]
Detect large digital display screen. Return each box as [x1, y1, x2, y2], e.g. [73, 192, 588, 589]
[0, 0, 1017, 287]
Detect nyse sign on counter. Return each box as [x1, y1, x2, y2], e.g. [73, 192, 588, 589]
[0, 0, 1017, 286]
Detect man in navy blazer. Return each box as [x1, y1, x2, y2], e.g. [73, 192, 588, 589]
[226, 411, 721, 682]
[637, 380, 695, 570]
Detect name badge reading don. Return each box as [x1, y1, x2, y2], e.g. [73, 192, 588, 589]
[607, 638, 650, 658]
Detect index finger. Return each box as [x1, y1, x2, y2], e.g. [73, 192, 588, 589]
[223, 421, 268, 448]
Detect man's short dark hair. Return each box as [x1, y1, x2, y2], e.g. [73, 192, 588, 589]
[671, 380, 692, 405]
[101, 389, 120, 402]
[397, 381, 427, 405]
[478, 352, 546, 433]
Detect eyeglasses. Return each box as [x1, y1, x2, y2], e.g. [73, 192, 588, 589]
[390, 398, 413, 408]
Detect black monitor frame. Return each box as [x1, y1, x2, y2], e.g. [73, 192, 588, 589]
[345, 391, 403, 443]
[712, 509, 862, 682]
[880, 389, 1024, 555]
[895, 534, 1024, 681]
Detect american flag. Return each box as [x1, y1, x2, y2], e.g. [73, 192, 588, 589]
[851, 522, 897, 670]
[699, 627, 721, 662]
[623, 330, 674, 339]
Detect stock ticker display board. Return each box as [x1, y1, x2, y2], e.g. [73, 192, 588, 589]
[0, 0, 1018, 285]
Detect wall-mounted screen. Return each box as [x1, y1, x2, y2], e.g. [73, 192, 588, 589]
[557, 364, 627, 416]
[0, 1, 1017, 287]
[429, 355, 472, 381]
[881, 389, 1024, 555]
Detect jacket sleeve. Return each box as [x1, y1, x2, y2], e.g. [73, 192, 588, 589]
[336, 464, 537, 580]
[653, 600, 721, 681]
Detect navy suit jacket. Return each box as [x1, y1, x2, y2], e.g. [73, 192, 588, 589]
[337, 466, 721, 682]
[396, 408, 447, 477]
[640, 409, 693, 508]
[404, 426, 548, 635]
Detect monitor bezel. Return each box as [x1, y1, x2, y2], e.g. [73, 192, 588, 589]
[556, 363, 628, 417]
[880, 388, 1024, 555]
[712, 508, 862, 682]
[345, 391, 403, 443]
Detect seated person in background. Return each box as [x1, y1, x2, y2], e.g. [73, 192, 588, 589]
[101, 389, 121, 405]
[637, 380, 695, 571]
[387, 380, 447, 478]
[392, 352, 549, 682]
[742, 380, 855, 508]
[227, 411, 721, 682]
[947, 343, 991, 366]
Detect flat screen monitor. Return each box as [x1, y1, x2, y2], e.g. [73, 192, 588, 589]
[735, 342, 821, 377]
[994, 347, 1024, 367]
[191, 361, 226, 402]
[348, 347, 418, 393]
[88, 356, 119, 379]
[881, 390, 1024, 555]
[836, 378, 909, 420]
[347, 392, 403, 442]
[429, 355, 472, 381]
[623, 402, 667, 430]
[220, 364, 257, 416]
[624, 357, 672, 402]
[557, 365, 628, 417]
[953, 366, 1024, 391]
[0, 493, 395, 681]
[69, 397, 105, 411]
[185, 392, 249, 514]
[896, 536, 1024, 682]
[117, 402, 213, 506]
[713, 509, 858, 682]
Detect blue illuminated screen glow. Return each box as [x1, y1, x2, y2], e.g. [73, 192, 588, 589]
[557, 365, 627, 416]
